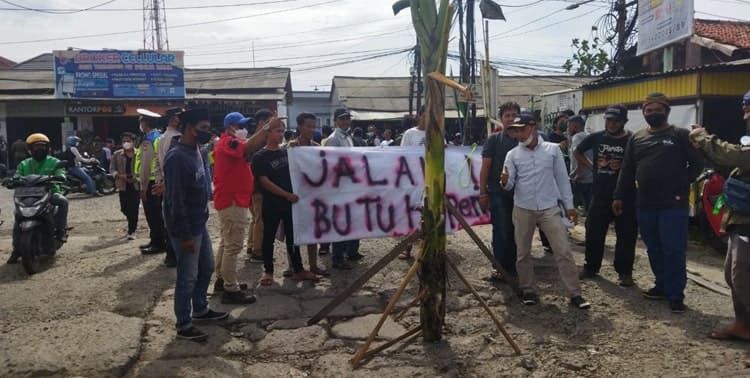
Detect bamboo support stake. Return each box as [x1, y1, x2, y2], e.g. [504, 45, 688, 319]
[395, 288, 428, 321]
[446, 256, 521, 355]
[357, 327, 423, 365]
[350, 249, 424, 367]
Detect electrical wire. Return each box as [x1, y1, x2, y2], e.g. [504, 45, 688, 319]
[0, 0, 117, 14]
[0, 0, 299, 12]
[188, 47, 410, 67]
[695, 11, 748, 22]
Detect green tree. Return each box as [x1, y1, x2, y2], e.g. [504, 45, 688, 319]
[562, 37, 610, 76]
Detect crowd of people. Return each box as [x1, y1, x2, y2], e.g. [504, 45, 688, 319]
[6, 89, 750, 346]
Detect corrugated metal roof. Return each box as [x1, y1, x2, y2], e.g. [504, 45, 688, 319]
[0, 70, 54, 90]
[0, 56, 16, 69]
[13, 53, 53, 70]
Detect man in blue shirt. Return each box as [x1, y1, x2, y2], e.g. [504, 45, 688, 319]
[502, 114, 590, 309]
[164, 108, 230, 342]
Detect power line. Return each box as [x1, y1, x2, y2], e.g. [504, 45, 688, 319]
[0, 0, 117, 14]
[0, 0, 298, 12]
[695, 11, 749, 22]
[0, 0, 345, 45]
[491, 6, 603, 40]
[188, 47, 410, 67]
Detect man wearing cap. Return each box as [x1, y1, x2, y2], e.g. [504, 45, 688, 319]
[613, 93, 703, 313]
[501, 113, 591, 309]
[690, 90, 750, 343]
[213, 111, 272, 304]
[135, 109, 168, 255]
[164, 107, 228, 342]
[153, 107, 184, 267]
[575, 104, 637, 287]
[479, 101, 520, 281]
[324, 108, 363, 269]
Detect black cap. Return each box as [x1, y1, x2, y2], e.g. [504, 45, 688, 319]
[164, 107, 184, 118]
[179, 108, 210, 126]
[604, 104, 628, 121]
[334, 108, 351, 119]
[509, 113, 537, 128]
[568, 115, 585, 125]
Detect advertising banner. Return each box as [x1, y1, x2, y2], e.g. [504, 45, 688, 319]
[53, 50, 185, 99]
[288, 146, 490, 245]
[637, 0, 694, 56]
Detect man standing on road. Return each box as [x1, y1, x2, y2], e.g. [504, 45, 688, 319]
[613, 93, 703, 313]
[568, 115, 593, 214]
[691, 90, 750, 343]
[246, 109, 274, 262]
[164, 108, 228, 343]
[135, 109, 168, 256]
[154, 107, 184, 267]
[575, 104, 637, 286]
[110, 132, 140, 241]
[401, 106, 426, 147]
[213, 111, 270, 304]
[479, 101, 520, 281]
[501, 114, 590, 309]
[324, 108, 364, 269]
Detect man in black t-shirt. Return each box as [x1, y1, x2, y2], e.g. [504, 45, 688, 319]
[574, 104, 637, 287]
[251, 122, 320, 286]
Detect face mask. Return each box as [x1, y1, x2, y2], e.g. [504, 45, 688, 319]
[32, 149, 47, 162]
[645, 113, 667, 128]
[520, 133, 535, 147]
[234, 128, 248, 140]
[122, 142, 133, 150]
[366, 132, 375, 138]
[196, 129, 213, 145]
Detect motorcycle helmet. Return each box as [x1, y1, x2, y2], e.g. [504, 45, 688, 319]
[26, 133, 50, 146]
[67, 135, 81, 147]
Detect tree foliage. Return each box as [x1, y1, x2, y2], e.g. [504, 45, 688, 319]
[562, 37, 610, 76]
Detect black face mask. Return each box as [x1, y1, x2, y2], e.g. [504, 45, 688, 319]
[31, 149, 48, 162]
[645, 113, 667, 128]
[196, 129, 212, 145]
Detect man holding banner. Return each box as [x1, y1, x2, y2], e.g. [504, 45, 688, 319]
[501, 113, 590, 309]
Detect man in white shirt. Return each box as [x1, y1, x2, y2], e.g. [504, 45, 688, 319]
[501, 114, 590, 309]
[400, 106, 426, 147]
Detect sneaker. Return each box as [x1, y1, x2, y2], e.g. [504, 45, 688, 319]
[221, 290, 257, 305]
[618, 274, 635, 287]
[139, 243, 152, 250]
[163, 257, 177, 268]
[127, 233, 136, 241]
[176, 326, 208, 342]
[521, 292, 538, 306]
[248, 254, 264, 263]
[642, 287, 665, 300]
[348, 252, 365, 261]
[579, 269, 598, 280]
[6, 253, 19, 265]
[193, 309, 229, 322]
[318, 248, 329, 256]
[213, 278, 249, 292]
[670, 300, 686, 314]
[571, 296, 591, 309]
[332, 260, 353, 270]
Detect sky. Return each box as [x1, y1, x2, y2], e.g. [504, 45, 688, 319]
[0, 0, 745, 90]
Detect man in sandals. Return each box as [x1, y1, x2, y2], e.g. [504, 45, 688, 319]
[252, 117, 320, 286]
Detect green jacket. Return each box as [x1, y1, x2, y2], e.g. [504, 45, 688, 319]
[15, 156, 66, 193]
[693, 129, 750, 230]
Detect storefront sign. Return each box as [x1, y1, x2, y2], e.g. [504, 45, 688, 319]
[53, 50, 185, 99]
[65, 104, 126, 115]
[288, 146, 489, 245]
[637, 0, 694, 56]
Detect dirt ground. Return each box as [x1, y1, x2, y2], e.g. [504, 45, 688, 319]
[0, 187, 748, 377]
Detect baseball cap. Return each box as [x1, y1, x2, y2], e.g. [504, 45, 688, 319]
[604, 104, 628, 121]
[509, 113, 537, 128]
[568, 115, 585, 125]
[180, 108, 210, 125]
[334, 108, 351, 119]
[644, 92, 670, 109]
[223, 112, 252, 128]
[164, 107, 184, 118]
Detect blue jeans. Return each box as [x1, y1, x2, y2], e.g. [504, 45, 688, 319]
[489, 192, 517, 274]
[69, 166, 96, 194]
[636, 208, 689, 301]
[171, 227, 214, 331]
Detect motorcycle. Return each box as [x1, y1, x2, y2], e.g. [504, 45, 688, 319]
[61, 159, 116, 196]
[4, 172, 67, 274]
[695, 169, 729, 253]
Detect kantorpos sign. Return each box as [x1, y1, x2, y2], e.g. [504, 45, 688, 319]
[53, 50, 185, 99]
[65, 104, 126, 115]
[637, 0, 694, 56]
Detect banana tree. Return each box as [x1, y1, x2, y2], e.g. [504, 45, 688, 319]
[393, 0, 454, 342]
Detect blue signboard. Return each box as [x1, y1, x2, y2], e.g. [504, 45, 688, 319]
[53, 50, 185, 99]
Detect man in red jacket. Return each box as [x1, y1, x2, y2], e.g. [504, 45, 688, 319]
[213, 111, 280, 304]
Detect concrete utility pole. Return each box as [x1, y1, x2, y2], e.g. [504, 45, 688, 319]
[614, 0, 627, 75]
[143, 0, 170, 50]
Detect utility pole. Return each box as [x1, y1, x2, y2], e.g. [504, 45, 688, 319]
[408, 45, 417, 115]
[464, 0, 476, 145]
[143, 0, 169, 50]
[415, 38, 423, 113]
[614, 0, 627, 75]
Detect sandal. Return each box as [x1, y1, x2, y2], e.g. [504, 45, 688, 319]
[709, 327, 750, 341]
[310, 266, 330, 277]
[398, 251, 412, 260]
[260, 275, 274, 286]
[292, 270, 321, 282]
[282, 270, 293, 278]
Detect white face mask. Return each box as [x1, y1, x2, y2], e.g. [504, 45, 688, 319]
[234, 128, 248, 140]
[520, 133, 535, 147]
[122, 142, 133, 150]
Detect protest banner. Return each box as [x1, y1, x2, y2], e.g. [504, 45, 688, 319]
[288, 146, 489, 245]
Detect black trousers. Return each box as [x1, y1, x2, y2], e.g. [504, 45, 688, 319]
[262, 202, 303, 275]
[583, 197, 638, 275]
[142, 181, 167, 249]
[119, 188, 139, 234]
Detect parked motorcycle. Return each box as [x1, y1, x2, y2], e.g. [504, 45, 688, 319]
[61, 160, 116, 196]
[695, 169, 729, 253]
[4, 172, 66, 274]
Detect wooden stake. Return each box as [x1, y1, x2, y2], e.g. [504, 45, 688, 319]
[446, 256, 521, 355]
[394, 288, 428, 321]
[444, 200, 519, 291]
[306, 231, 423, 326]
[357, 327, 423, 365]
[350, 249, 424, 367]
